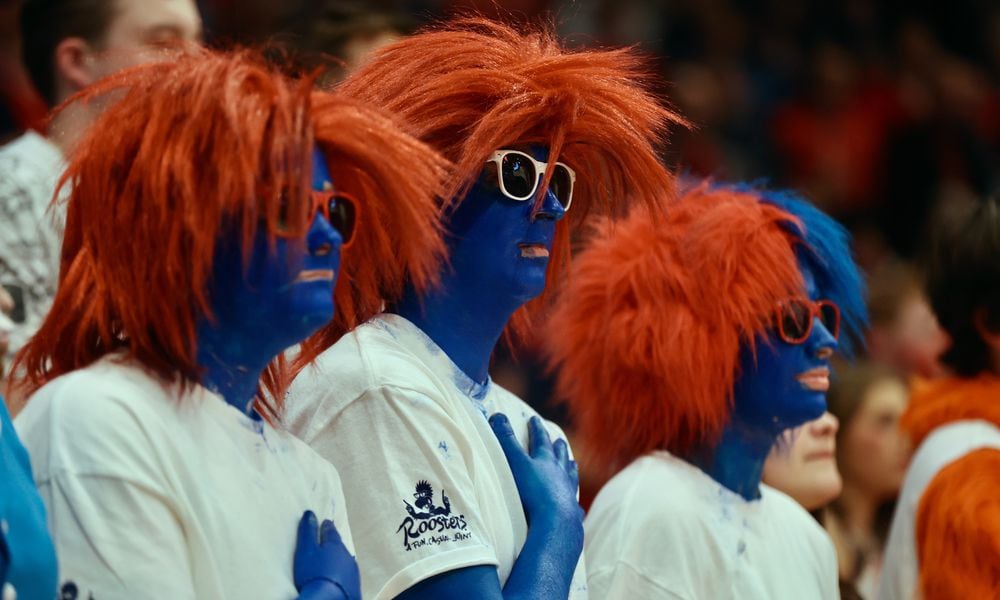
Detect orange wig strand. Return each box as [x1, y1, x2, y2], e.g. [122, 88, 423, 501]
[903, 376, 1000, 597]
[288, 92, 449, 382]
[546, 181, 807, 479]
[10, 49, 448, 420]
[901, 374, 1000, 448]
[314, 16, 684, 352]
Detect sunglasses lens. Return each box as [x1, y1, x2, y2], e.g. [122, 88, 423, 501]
[550, 165, 572, 209]
[277, 189, 308, 233]
[500, 152, 537, 199]
[780, 300, 812, 342]
[819, 302, 840, 339]
[327, 195, 356, 244]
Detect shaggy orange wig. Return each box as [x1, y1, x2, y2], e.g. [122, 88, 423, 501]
[900, 375, 1000, 597]
[916, 447, 1000, 598]
[9, 49, 446, 420]
[546, 182, 808, 479]
[294, 16, 683, 366]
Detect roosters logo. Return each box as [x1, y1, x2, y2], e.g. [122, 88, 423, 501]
[396, 480, 471, 551]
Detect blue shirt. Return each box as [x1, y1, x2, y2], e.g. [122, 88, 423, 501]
[1, 397, 57, 600]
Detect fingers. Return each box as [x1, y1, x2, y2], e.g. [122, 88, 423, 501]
[297, 510, 319, 548]
[320, 519, 345, 548]
[528, 416, 554, 459]
[489, 413, 527, 463]
[553, 437, 569, 468]
[567, 459, 580, 492]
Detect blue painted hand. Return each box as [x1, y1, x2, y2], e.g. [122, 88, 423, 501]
[294, 511, 361, 600]
[489, 413, 583, 556]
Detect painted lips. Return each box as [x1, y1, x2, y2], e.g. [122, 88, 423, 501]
[796, 367, 830, 392]
[294, 269, 335, 283]
[518, 243, 549, 258]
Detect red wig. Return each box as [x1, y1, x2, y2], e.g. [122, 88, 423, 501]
[296, 16, 683, 362]
[293, 92, 448, 391]
[546, 182, 807, 479]
[9, 49, 446, 419]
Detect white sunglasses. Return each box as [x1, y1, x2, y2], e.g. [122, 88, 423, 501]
[484, 149, 576, 212]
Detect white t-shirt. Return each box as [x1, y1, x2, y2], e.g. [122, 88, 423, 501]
[584, 451, 839, 600]
[15, 354, 354, 600]
[0, 131, 66, 367]
[877, 419, 1000, 600]
[284, 313, 588, 599]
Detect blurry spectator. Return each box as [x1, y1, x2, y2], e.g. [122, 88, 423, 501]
[0, 286, 13, 376]
[880, 21, 999, 259]
[763, 411, 866, 600]
[763, 412, 842, 511]
[284, 1, 416, 85]
[770, 39, 899, 221]
[0, 0, 202, 373]
[879, 193, 1000, 599]
[0, 0, 46, 140]
[866, 261, 948, 380]
[823, 362, 911, 598]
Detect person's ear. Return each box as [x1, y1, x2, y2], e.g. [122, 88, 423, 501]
[973, 307, 1000, 350]
[54, 37, 98, 95]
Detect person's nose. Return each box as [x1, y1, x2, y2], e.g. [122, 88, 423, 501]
[531, 185, 566, 223]
[807, 315, 838, 360]
[809, 411, 839, 437]
[307, 212, 342, 257]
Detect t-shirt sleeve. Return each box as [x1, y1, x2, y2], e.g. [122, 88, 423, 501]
[305, 385, 500, 599]
[40, 472, 196, 600]
[915, 447, 1000, 599]
[19, 381, 197, 600]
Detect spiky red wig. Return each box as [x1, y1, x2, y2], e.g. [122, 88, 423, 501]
[295, 16, 683, 363]
[295, 92, 448, 386]
[546, 181, 808, 479]
[9, 49, 446, 420]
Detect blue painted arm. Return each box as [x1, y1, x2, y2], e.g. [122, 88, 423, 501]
[294, 511, 361, 600]
[395, 565, 504, 600]
[395, 414, 584, 600]
[491, 414, 584, 598]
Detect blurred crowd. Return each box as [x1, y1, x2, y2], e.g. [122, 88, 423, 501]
[0, 1, 997, 598]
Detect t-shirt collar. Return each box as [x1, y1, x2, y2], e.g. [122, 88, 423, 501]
[375, 313, 492, 400]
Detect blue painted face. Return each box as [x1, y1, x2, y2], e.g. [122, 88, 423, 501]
[446, 145, 567, 305]
[205, 149, 342, 353]
[732, 258, 838, 434]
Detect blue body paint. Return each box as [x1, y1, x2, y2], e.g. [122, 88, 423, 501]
[193, 148, 358, 599]
[197, 149, 342, 414]
[394, 147, 581, 599]
[395, 146, 565, 384]
[696, 262, 838, 500]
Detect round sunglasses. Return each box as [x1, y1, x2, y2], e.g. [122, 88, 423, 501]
[484, 149, 576, 212]
[774, 298, 840, 344]
[277, 189, 359, 249]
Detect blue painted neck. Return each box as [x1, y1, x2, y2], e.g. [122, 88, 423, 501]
[394, 277, 521, 386]
[195, 321, 277, 417]
[692, 420, 775, 501]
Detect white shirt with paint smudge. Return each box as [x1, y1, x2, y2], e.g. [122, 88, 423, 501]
[15, 354, 353, 600]
[584, 451, 838, 599]
[284, 313, 589, 599]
